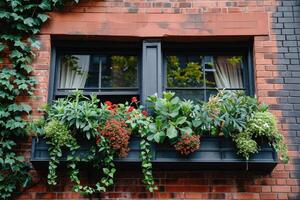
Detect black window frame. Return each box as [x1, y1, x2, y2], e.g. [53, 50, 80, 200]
[49, 40, 142, 101]
[48, 40, 254, 103]
[162, 41, 255, 100]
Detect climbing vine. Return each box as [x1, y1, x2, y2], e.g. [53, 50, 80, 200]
[0, 0, 79, 198]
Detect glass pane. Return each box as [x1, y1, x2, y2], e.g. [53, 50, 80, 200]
[166, 56, 204, 88]
[168, 90, 205, 102]
[210, 56, 244, 89]
[59, 55, 91, 89]
[85, 55, 101, 88]
[59, 55, 138, 90]
[101, 55, 138, 88]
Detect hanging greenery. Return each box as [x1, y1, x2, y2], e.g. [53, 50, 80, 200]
[0, 0, 289, 198]
[0, 0, 79, 199]
[31, 90, 288, 196]
[30, 91, 157, 194]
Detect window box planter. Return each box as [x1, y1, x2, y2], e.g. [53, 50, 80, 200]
[31, 136, 278, 171]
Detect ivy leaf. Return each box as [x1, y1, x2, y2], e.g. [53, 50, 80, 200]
[0, 43, 6, 52]
[0, 12, 10, 19]
[28, 37, 40, 49]
[24, 17, 35, 27]
[37, 13, 49, 22]
[10, 50, 23, 58]
[10, 0, 22, 9]
[39, 0, 52, 10]
[20, 64, 33, 73]
[166, 125, 178, 139]
[8, 103, 32, 113]
[14, 40, 28, 51]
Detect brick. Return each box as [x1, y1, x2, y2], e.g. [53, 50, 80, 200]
[11, 1, 300, 200]
[233, 193, 259, 200]
[271, 186, 291, 192]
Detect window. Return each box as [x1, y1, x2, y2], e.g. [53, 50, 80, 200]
[51, 41, 141, 103]
[165, 55, 245, 101]
[163, 43, 252, 101]
[50, 40, 253, 103]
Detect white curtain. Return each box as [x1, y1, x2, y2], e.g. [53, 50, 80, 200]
[212, 56, 243, 89]
[59, 55, 90, 89]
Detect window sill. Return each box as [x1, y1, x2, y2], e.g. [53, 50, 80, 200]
[31, 136, 277, 172]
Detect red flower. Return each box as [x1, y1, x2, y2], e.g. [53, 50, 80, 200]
[127, 106, 134, 112]
[131, 97, 138, 103]
[142, 110, 148, 116]
[105, 101, 112, 107]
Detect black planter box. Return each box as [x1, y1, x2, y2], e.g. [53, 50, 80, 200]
[31, 137, 278, 171]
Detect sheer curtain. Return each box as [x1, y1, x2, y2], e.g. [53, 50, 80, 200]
[59, 55, 90, 89]
[212, 56, 243, 89]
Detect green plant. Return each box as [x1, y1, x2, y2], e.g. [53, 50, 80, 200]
[244, 111, 289, 163]
[233, 132, 258, 160]
[201, 90, 262, 136]
[44, 119, 78, 185]
[33, 93, 157, 194]
[200, 91, 288, 163]
[147, 92, 199, 154]
[125, 101, 157, 192]
[0, 0, 79, 198]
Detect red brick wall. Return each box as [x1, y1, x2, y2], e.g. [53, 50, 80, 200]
[17, 0, 300, 199]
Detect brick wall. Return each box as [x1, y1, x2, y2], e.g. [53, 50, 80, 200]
[17, 0, 300, 199]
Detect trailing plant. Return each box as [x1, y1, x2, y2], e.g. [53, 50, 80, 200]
[125, 98, 157, 192]
[239, 111, 289, 163]
[0, 0, 79, 198]
[33, 93, 157, 194]
[233, 132, 258, 160]
[44, 119, 78, 185]
[37, 91, 117, 194]
[147, 92, 200, 154]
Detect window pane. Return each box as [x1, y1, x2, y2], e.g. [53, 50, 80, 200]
[167, 90, 205, 102]
[166, 56, 204, 88]
[210, 56, 244, 89]
[101, 55, 138, 88]
[59, 55, 90, 89]
[59, 55, 138, 90]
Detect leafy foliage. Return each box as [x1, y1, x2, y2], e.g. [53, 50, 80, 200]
[0, 0, 79, 198]
[196, 90, 288, 163]
[243, 111, 289, 163]
[34, 92, 157, 194]
[147, 92, 196, 145]
[44, 119, 78, 185]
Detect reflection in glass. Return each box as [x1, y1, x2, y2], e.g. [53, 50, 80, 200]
[59, 55, 138, 89]
[102, 56, 138, 88]
[166, 56, 204, 87]
[59, 55, 90, 89]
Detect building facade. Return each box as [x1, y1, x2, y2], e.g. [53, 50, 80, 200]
[17, 0, 300, 199]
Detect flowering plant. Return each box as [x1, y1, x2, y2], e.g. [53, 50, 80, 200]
[174, 133, 200, 155]
[31, 90, 288, 196]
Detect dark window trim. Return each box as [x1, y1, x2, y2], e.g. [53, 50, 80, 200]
[48, 39, 254, 103]
[49, 41, 142, 101]
[161, 41, 254, 98]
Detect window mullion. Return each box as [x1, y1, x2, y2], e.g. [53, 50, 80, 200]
[142, 40, 162, 104]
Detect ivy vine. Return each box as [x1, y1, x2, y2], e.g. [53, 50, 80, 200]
[0, 0, 79, 198]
